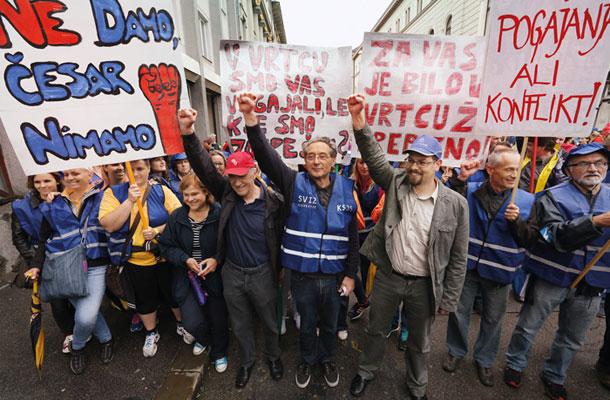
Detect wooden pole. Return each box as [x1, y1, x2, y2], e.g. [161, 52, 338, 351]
[125, 161, 149, 229]
[570, 238, 610, 289]
[529, 137, 538, 194]
[510, 137, 529, 205]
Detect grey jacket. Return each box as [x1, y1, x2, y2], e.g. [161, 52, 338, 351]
[353, 125, 469, 313]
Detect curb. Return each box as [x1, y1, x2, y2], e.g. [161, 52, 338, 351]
[155, 344, 209, 400]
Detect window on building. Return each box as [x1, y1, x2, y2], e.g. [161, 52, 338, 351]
[445, 14, 452, 35]
[429, 28, 434, 34]
[199, 14, 212, 58]
[406, 8, 410, 25]
[239, 8, 247, 40]
[396, 18, 401, 32]
[417, 0, 422, 13]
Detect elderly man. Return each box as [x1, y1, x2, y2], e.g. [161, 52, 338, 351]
[178, 108, 285, 389]
[347, 94, 469, 400]
[442, 147, 534, 387]
[503, 143, 610, 400]
[237, 92, 358, 389]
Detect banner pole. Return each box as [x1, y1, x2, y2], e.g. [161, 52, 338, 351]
[125, 161, 149, 229]
[570, 238, 610, 289]
[510, 137, 529, 205]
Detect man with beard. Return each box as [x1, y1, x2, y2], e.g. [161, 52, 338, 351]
[346, 94, 469, 400]
[503, 143, 610, 400]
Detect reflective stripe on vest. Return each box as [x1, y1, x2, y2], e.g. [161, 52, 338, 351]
[12, 196, 42, 245]
[466, 182, 534, 284]
[281, 173, 356, 274]
[106, 183, 167, 265]
[523, 182, 610, 288]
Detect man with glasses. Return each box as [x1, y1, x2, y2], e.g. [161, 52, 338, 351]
[237, 92, 359, 389]
[502, 143, 610, 400]
[346, 94, 469, 400]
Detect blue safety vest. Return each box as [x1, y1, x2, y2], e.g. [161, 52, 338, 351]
[524, 182, 610, 288]
[466, 182, 534, 284]
[106, 183, 167, 264]
[356, 181, 381, 234]
[39, 182, 108, 260]
[281, 173, 356, 274]
[12, 194, 42, 246]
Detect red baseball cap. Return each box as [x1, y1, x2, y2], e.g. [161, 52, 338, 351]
[224, 151, 255, 176]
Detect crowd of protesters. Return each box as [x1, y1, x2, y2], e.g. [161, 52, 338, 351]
[11, 92, 610, 400]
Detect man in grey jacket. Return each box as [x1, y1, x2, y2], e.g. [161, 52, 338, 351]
[347, 94, 469, 400]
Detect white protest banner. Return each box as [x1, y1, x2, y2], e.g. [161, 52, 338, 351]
[358, 32, 488, 167]
[0, 0, 190, 175]
[221, 40, 352, 163]
[477, 0, 610, 137]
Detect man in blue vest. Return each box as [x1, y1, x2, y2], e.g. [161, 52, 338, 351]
[503, 143, 610, 400]
[237, 92, 358, 389]
[442, 147, 534, 387]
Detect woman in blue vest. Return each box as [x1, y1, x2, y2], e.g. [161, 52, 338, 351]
[158, 174, 230, 371]
[24, 168, 115, 375]
[99, 159, 186, 358]
[13, 172, 78, 354]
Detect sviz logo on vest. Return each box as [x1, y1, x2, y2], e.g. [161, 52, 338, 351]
[337, 204, 354, 212]
[298, 195, 317, 205]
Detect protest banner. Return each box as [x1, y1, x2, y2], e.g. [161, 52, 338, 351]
[0, 0, 189, 175]
[477, 0, 610, 137]
[358, 32, 488, 166]
[220, 40, 352, 163]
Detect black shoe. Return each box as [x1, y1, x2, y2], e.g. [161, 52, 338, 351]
[295, 363, 312, 389]
[409, 393, 428, 400]
[348, 300, 370, 320]
[596, 361, 610, 389]
[475, 362, 494, 387]
[349, 374, 370, 397]
[322, 362, 339, 387]
[235, 364, 254, 388]
[541, 372, 567, 400]
[442, 354, 460, 372]
[503, 366, 522, 388]
[69, 343, 87, 375]
[100, 338, 115, 365]
[268, 358, 283, 381]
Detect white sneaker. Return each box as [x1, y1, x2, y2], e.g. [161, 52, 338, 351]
[143, 332, 160, 358]
[281, 318, 287, 335]
[337, 330, 348, 341]
[215, 356, 228, 373]
[176, 324, 195, 344]
[193, 342, 206, 356]
[62, 334, 73, 354]
[294, 313, 301, 330]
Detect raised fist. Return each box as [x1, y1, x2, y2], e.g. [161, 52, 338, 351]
[139, 63, 184, 155]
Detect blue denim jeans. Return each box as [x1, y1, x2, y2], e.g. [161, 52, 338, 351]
[291, 273, 341, 365]
[70, 265, 112, 350]
[446, 270, 510, 367]
[505, 278, 601, 384]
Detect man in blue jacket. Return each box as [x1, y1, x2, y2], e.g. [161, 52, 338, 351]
[503, 143, 610, 400]
[237, 92, 358, 390]
[442, 147, 534, 387]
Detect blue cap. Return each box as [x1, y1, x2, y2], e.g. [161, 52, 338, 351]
[562, 143, 610, 174]
[404, 135, 442, 159]
[171, 152, 187, 162]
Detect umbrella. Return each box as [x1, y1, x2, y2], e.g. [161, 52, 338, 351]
[30, 281, 44, 379]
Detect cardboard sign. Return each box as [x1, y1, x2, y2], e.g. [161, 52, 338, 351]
[0, 0, 190, 175]
[477, 0, 610, 137]
[358, 32, 488, 166]
[220, 40, 352, 163]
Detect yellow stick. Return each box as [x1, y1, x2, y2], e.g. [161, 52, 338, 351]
[125, 161, 149, 229]
[570, 237, 610, 289]
[510, 137, 529, 205]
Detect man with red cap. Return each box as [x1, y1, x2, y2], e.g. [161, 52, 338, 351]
[178, 108, 285, 389]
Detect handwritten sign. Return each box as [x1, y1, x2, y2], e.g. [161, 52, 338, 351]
[477, 0, 610, 137]
[358, 32, 488, 166]
[0, 0, 189, 175]
[220, 40, 352, 163]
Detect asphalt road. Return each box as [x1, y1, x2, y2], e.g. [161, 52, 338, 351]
[1, 285, 608, 400]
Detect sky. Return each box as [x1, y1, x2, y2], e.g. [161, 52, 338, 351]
[279, 0, 391, 49]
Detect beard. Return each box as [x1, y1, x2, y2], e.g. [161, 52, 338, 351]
[575, 173, 602, 190]
[406, 169, 423, 186]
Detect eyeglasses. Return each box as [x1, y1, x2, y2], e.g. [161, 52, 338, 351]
[404, 158, 435, 168]
[212, 162, 225, 167]
[567, 160, 608, 170]
[305, 153, 331, 161]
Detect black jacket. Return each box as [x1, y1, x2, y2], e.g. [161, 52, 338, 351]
[182, 134, 285, 284]
[158, 203, 222, 304]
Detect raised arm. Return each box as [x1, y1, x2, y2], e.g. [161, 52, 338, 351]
[347, 94, 395, 191]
